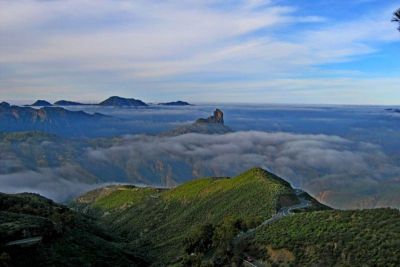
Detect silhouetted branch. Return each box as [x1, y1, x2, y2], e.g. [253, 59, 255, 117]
[393, 8, 400, 31]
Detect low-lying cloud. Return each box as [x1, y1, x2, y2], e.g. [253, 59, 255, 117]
[0, 164, 99, 201]
[1, 131, 399, 208]
[85, 131, 400, 208]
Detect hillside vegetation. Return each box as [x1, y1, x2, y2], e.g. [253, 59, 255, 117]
[0, 192, 146, 267]
[73, 168, 314, 265]
[2, 167, 398, 266]
[250, 208, 400, 266]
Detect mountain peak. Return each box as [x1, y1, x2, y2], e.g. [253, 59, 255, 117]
[30, 100, 52, 107]
[196, 108, 224, 125]
[0, 102, 10, 108]
[99, 96, 147, 107]
[237, 167, 292, 188]
[164, 108, 231, 135]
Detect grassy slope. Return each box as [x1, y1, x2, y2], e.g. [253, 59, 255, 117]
[0, 192, 146, 267]
[253, 208, 400, 266]
[73, 168, 302, 264]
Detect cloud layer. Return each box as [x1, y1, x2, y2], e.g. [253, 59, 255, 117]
[86, 131, 400, 209]
[0, 165, 98, 201]
[2, 130, 397, 208]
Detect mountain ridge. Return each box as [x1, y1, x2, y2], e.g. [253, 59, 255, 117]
[28, 100, 52, 107]
[72, 167, 329, 265]
[0, 168, 398, 266]
[0, 104, 109, 136]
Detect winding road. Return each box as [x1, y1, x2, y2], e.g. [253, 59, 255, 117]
[236, 189, 311, 266]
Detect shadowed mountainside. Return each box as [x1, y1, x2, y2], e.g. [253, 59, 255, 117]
[0, 192, 147, 267]
[0, 102, 111, 137]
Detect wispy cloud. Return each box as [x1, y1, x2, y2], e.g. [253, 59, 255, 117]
[0, 0, 398, 103]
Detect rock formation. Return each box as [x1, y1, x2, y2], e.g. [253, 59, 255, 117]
[196, 109, 224, 124]
[164, 108, 230, 136]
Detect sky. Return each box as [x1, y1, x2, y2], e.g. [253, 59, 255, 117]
[0, 0, 399, 104]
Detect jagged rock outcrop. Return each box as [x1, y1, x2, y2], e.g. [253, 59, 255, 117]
[196, 109, 224, 124]
[164, 108, 231, 136]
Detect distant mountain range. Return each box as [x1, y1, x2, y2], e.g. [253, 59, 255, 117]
[21, 96, 192, 107]
[0, 101, 227, 137]
[0, 102, 110, 136]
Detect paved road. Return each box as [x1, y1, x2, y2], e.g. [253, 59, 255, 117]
[5, 236, 43, 247]
[238, 189, 311, 238]
[257, 191, 310, 228]
[236, 189, 311, 267]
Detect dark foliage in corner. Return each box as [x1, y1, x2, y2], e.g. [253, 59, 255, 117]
[392, 8, 400, 31]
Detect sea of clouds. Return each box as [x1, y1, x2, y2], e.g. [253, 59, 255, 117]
[1, 104, 400, 208]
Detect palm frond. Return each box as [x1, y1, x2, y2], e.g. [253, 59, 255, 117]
[392, 8, 400, 22]
[392, 8, 400, 31]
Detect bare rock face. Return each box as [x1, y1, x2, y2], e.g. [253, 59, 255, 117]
[196, 109, 224, 125]
[164, 108, 230, 136]
[212, 109, 224, 124]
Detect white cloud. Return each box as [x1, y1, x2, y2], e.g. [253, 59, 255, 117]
[81, 131, 399, 209]
[0, 0, 398, 103]
[1, 130, 399, 208]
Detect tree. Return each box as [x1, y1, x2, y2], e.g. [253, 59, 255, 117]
[392, 8, 400, 31]
[184, 224, 215, 254]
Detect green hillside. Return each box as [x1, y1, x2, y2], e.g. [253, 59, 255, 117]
[2, 167, 398, 266]
[0, 192, 147, 267]
[249, 208, 400, 266]
[73, 168, 322, 265]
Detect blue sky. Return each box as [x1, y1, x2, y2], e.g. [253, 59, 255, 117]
[0, 0, 399, 104]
